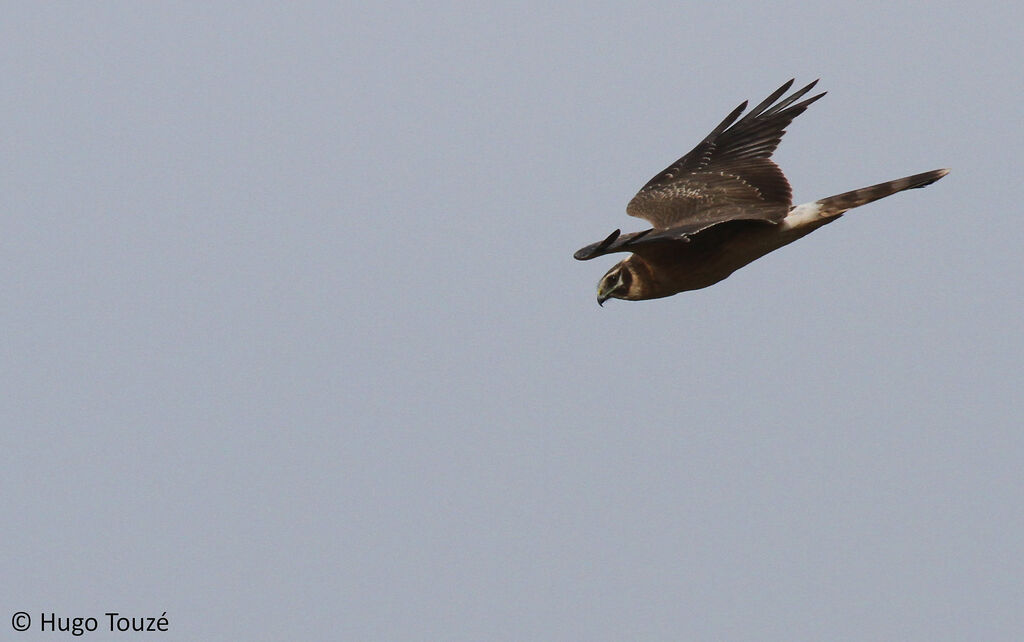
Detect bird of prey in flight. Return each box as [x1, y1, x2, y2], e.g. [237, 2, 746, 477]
[574, 79, 948, 305]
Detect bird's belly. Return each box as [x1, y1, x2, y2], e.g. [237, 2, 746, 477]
[655, 227, 807, 295]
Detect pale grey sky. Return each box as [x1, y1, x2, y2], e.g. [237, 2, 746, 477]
[2, 2, 1022, 640]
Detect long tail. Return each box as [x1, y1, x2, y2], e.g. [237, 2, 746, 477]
[816, 168, 950, 216]
[780, 168, 949, 231]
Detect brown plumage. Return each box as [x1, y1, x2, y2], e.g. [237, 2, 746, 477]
[574, 80, 949, 305]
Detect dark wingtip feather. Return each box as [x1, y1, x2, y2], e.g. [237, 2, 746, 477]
[573, 228, 622, 260]
[598, 228, 621, 248]
[738, 80, 796, 125]
[706, 101, 748, 140]
[804, 90, 827, 105]
[782, 91, 827, 117]
[759, 80, 825, 118]
[573, 245, 595, 261]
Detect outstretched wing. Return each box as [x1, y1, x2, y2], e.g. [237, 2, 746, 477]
[573, 218, 775, 261]
[626, 79, 825, 230]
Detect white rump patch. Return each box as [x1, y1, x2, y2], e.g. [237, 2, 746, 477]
[779, 202, 828, 231]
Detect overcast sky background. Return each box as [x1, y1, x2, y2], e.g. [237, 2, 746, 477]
[2, 3, 1022, 640]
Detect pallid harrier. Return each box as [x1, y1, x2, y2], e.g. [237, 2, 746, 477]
[574, 80, 948, 305]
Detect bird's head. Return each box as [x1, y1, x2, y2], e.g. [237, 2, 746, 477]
[596, 262, 633, 306]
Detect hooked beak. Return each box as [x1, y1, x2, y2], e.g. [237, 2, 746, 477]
[597, 291, 610, 307]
